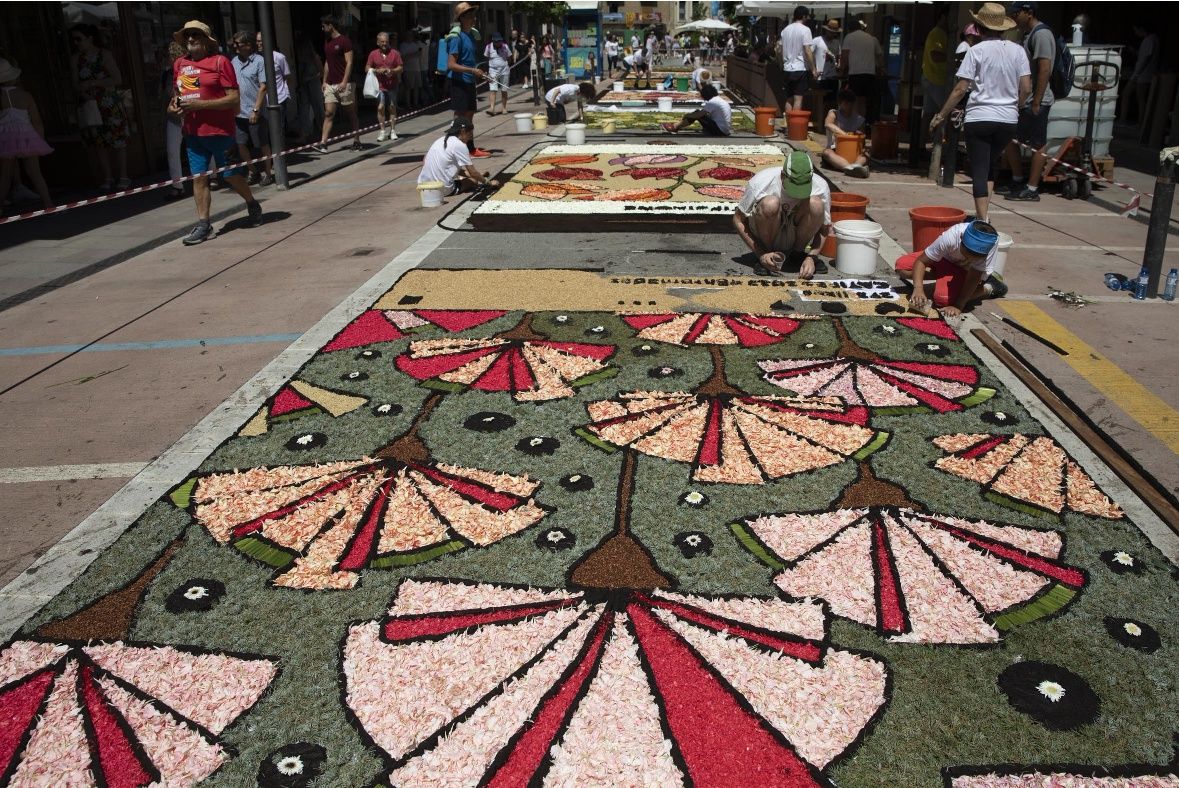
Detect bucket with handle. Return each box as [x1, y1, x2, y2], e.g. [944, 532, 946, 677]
[602, 119, 617, 134]
[676, 76, 690, 91]
[754, 106, 779, 137]
[993, 232, 1014, 277]
[613, 80, 624, 92]
[833, 220, 883, 276]
[514, 113, 533, 133]
[532, 114, 548, 131]
[908, 206, 966, 251]
[565, 123, 587, 144]
[657, 97, 674, 111]
[786, 109, 811, 141]
[417, 181, 445, 208]
[834, 132, 865, 163]
[821, 192, 870, 257]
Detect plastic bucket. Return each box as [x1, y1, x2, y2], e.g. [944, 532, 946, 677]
[657, 97, 674, 111]
[565, 123, 587, 144]
[786, 109, 811, 141]
[602, 119, 617, 134]
[833, 220, 883, 275]
[909, 206, 967, 251]
[754, 106, 779, 137]
[532, 114, 548, 131]
[871, 119, 898, 159]
[993, 232, 1014, 277]
[514, 113, 533, 133]
[821, 192, 870, 257]
[834, 132, 865, 163]
[417, 181, 445, 208]
[676, 76, 690, 91]
[613, 80, 624, 92]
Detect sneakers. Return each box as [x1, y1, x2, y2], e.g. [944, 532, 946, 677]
[471, 148, 493, 158]
[182, 221, 213, 245]
[310, 143, 328, 154]
[349, 140, 363, 151]
[387, 130, 398, 141]
[246, 201, 263, 227]
[661, 122, 679, 134]
[847, 164, 870, 179]
[1005, 186, 1040, 201]
[259, 174, 275, 187]
[994, 181, 1023, 196]
[376, 129, 389, 142]
[983, 274, 1008, 299]
[247, 171, 261, 186]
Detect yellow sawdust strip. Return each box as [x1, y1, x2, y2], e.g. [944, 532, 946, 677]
[238, 407, 270, 437]
[374, 269, 894, 315]
[290, 380, 368, 417]
[1000, 300, 1179, 452]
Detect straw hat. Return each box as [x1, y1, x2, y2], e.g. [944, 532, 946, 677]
[173, 20, 218, 46]
[0, 59, 21, 83]
[970, 3, 1016, 32]
[454, 2, 479, 20]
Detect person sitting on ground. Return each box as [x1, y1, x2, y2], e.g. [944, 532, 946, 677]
[733, 150, 831, 279]
[661, 83, 730, 136]
[820, 89, 869, 177]
[617, 48, 650, 87]
[544, 82, 595, 125]
[689, 67, 712, 92]
[895, 219, 1008, 317]
[418, 118, 499, 195]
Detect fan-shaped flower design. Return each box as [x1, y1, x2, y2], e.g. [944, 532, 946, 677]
[577, 186, 673, 202]
[609, 167, 687, 179]
[533, 154, 600, 165]
[734, 506, 1087, 644]
[520, 182, 597, 200]
[932, 433, 1124, 519]
[321, 308, 507, 353]
[0, 639, 276, 785]
[623, 312, 807, 347]
[534, 166, 604, 181]
[697, 165, 754, 181]
[694, 184, 746, 200]
[396, 314, 617, 402]
[343, 579, 888, 786]
[759, 320, 993, 414]
[607, 153, 689, 166]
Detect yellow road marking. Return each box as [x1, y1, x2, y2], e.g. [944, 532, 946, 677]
[1000, 301, 1179, 452]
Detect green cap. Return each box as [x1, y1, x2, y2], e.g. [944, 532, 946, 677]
[783, 150, 813, 199]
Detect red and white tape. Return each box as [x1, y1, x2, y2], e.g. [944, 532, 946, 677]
[1013, 139, 1151, 217]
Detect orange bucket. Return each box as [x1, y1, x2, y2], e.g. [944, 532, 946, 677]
[754, 106, 779, 137]
[834, 132, 865, 163]
[871, 120, 898, 159]
[786, 109, 811, 141]
[821, 192, 870, 257]
[909, 206, 966, 251]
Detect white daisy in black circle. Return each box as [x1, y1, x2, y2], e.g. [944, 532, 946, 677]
[285, 432, 327, 451]
[553, 314, 570, 323]
[633, 343, 659, 357]
[536, 527, 575, 551]
[873, 324, 900, 337]
[916, 342, 951, 358]
[997, 661, 1099, 730]
[1104, 617, 1161, 652]
[559, 473, 594, 492]
[341, 370, 369, 382]
[1100, 550, 1144, 575]
[674, 531, 713, 558]
[165, 579, 226, 613]
[649, 366, 683, 379]
[517, 436, 560, 456]
[258, 743, 326, 787]
[463, 411, 516, 432]
[679, 490, 710, 508]
[372, 403, 402, 417]
[356, 349, 381, 360]
[981, 409, 1019, 426]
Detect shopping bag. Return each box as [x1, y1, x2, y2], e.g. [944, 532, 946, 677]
[363, 69, 380, 99]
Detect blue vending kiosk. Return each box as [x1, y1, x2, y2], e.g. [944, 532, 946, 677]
[563, 2, 602, 80]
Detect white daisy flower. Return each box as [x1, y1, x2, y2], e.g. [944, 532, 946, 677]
[276, 756, 304, 776]
[529, 437, 544, 446]
[1123, 622, 1143, 637]
[1036, 680, 1066, 702]
[295, 434, 315, 446]
[1113, 551, 1135, 566]
[555, 315, 569, 322]
[683, 491, 706, 505]
[183, 586, 209, 601]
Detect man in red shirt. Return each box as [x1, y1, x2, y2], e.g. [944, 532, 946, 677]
[366, 32, 403, 142]
[169, 20, 261, 245]
[313, 15, 360, 153]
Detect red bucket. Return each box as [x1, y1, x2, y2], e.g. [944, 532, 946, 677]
[786, 109, 811, 141]
[909, 206, 966, 252]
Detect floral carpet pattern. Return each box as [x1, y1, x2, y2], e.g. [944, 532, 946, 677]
[6, 304, 1177, 787]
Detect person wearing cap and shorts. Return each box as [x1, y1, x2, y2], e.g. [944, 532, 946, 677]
[895, 220, 1008, 316]
[170, 20, 262, 245]
[314, 15, 361, 154]
[779, 6, 815, 112]
[447, 2, 491, 158]
[999, 1, 1055, 201]
[841, 17, 884, 121]
[418, 119, 499, 195]
[733, 151, 831, 279]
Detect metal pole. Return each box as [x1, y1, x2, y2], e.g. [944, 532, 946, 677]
[941, 118, 958, 187]
[257, 1, 289, 189]
[1141, 147, 1177, 299]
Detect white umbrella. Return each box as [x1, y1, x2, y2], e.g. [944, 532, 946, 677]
[673, 19, 737, 34]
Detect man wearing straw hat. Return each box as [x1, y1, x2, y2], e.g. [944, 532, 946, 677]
[169, 20, 262, 245]
[447, 2, 492, 158]
[733, 150, 831, 279]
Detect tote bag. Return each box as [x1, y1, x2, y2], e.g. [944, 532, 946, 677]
[362, 69, 380, 99]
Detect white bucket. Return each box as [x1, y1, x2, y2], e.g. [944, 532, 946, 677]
[711, 81, 723, 90]
[565, 123, 587, 144]
[416, 181, 445, 208]
[613, 80, 624, 92]
[833, 220, 883, 276]
[514, 113, 533, 133]
[657, 97, 674, 111]
[993, 232, 1014, 277]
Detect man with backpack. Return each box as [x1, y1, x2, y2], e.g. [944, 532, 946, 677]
[1000, 2, 1063, 202]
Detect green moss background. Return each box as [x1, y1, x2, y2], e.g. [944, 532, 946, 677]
[21, 312, 1179, 787]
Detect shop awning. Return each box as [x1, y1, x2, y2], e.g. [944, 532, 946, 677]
[735, 2, 879, 17]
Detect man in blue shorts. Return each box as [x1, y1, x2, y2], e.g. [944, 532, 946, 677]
[446, 2, 491, 158]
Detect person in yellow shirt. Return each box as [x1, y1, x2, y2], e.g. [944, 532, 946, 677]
[921, 6, 950, 141]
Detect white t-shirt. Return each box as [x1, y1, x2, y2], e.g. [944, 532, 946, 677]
[546, 83, 581, 106]
[924, 222, 998, 275]
[605, 40, 619, 57]
[956, 38, 1030, 124]
[625, 50, 646, 67]
[484, 42, 510, 70]
[419, 134, 472, 187]
[691, 67, 709, 90]
[737, 166, 831, 225]
[843, 29, 881, 76]
[645, 35, 656, 56]
[780, 21, 813, 72]
[700, 96, 732, 135]
[631, 35, 639, 49]
[811, 35, 830, 77]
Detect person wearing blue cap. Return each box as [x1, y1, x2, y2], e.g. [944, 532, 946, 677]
[895, 220, 1008, 315]
[733, 150, 831, 278]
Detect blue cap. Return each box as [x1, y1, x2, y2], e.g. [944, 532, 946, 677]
[1008, 1, 1036, 14]
[962, 220, 999, 255]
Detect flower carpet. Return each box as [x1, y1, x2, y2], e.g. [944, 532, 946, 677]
[6, 272, 1177, 787]
[470, 143, 784, 230]
[584, 107, 756, 133]
[596, 89, 733, 105]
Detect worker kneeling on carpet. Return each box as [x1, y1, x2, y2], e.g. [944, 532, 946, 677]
[545, 82, 595, 125]
[418, 119, 499, 195]
[896, 219, 1009, 317]
[662, 83, 731, 136]
[733, 150, 831, 279]
[821, 89, 869, 178]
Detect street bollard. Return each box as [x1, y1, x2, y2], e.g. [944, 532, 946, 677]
[940, 119, 959, 188]
[1141, 146, 1177, 298]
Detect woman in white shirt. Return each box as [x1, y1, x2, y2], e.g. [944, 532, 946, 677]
[419, 120, 498, 195]
[544, 82, 594, 124]
[931, 3, 1029, 222]
[483, 33, 512, 116]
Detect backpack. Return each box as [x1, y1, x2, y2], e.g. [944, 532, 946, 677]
[1034, 23, 1074, 99]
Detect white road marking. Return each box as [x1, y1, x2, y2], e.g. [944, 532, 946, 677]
[0, 463, 148, 483]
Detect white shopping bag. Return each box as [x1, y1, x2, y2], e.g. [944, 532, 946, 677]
[363, 69, 380, 99]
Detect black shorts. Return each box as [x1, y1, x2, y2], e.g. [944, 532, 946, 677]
[698, 115, 727, 136]
[546, 102, 568, 124]
[1016, 104, 1051, 149]
[783, 69, 811, 96]
[234, 116, 269, 148]
[847, 73, 875, 98]
[450, 79, 477, 113]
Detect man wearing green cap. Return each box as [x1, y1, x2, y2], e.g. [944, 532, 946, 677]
[733, 150, 830, 278]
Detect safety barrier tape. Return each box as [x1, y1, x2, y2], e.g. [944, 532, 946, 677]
[1011, 138, 1150, 218]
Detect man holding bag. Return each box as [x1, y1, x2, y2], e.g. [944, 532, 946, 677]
[366, 32, 403, 141]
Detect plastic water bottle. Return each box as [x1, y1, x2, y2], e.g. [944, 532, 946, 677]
[1132, 266, 1149, 300]
[1104, 273, 1123, 291]
[1164, 268, 1178, 302]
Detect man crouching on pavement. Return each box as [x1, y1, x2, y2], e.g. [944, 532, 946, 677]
[733, 150, 830, 278]
[896, 219, 1008, 316]
[418, 119, 499, 195]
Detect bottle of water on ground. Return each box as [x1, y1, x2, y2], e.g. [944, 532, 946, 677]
[1164, 268, 1178, 302]
[1132, 266, 1149, 301]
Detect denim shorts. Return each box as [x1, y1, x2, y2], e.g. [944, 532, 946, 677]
[185, 134, 242, 178]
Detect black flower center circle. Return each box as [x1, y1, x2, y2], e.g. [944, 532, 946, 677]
[517, 436, 560, 456]
[285, 432, 327, 451]
[674, 531, 713, 557]
[997, 661, 1100, 731]
[916, 342, 951, 358]
[633, 344, 659, 357]
[1099, 550, 1144, 575]
[372, 403, 403, 417]
[341, 371, 369, 382]
[821, 302, 847, 314]
[649, 366, 683, 379]
[585, 325, 610, 336]
[679, 490, 710, 508]
[356, 349, 382, 360]
[559, 474, 594, 492]
[165, 578, 226, 613]
[1104, 617, 1161, 653]
[258, 742, 326, 788]
[464, 412, 517, 432]
[536, 527, 575, 551]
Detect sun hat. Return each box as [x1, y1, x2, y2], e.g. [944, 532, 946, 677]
[454, 2, 479, 19]
[822, 19, 842, 33]
[782, 151, 814, 200]
[970, 3, 1016, 32]
[174, 20, 217, 46]
[0, 59, 20, 83]
[962, 220, 999, 256]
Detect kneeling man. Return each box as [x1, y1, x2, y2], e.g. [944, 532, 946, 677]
[661, 83, 730, 136]
[733, 151, 830, 278]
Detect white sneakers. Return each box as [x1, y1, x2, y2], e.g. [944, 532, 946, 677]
[377, 129, 398, 142]
[387, 130, 398, 141]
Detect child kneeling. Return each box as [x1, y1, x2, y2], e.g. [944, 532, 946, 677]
[896, 220, 1008, 317]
